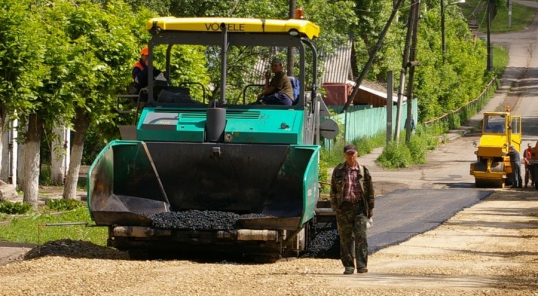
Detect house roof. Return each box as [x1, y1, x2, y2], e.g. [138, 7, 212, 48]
[349, 80, 403, 103]
[320, 40, 353, 84]
[320, 41, 405, 103]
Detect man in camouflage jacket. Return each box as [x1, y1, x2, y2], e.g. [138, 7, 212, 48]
[330, 143, 375, 274]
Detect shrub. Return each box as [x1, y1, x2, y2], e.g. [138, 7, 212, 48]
[415, 124, 439, 151]
[407, 136, 427, 165]
[377, 141, 412, 169]
[320, 144, 345, 168]
[318, 157, 330, 194]
[0, 201, 32, 214]
[39, 164, 52, 186]
[45, 199, 84, 211]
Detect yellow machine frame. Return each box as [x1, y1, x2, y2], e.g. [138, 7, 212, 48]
[146, 17, 320, 39]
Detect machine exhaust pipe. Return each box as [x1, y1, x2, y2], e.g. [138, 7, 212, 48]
[206, 107, 226, 142]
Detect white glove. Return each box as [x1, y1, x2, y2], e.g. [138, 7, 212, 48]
[155, 73, 167, 81]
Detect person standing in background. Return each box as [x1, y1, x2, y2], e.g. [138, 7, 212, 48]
[523, 143, 535, 188]
[507, 145, 522, 188]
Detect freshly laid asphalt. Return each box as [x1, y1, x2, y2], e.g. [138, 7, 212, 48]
[368, 189, 493, 254]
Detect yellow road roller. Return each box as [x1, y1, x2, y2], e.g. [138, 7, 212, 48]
[470, 107, 521, 188]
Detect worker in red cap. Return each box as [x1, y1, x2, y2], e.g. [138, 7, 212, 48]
[523, 143, 535, 188]
[330, 143, 375, 275]
[132, 46, 162, 94]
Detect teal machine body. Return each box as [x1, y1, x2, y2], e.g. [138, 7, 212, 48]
[87, 17, 335, 258]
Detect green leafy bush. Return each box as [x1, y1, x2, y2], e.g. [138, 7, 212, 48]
[415, 124, 440, 151]
[320, 145, 342, 168]
[0, 201, 32, 214]
[45, 199, 84, 211]
[407, 136, 427, 165]
[39, 164, 53, 186]
[321, 132, 386, 168]
[318, 157, 330, 194]
[354, 132, 385, 156]
[377, 141, 412, 169]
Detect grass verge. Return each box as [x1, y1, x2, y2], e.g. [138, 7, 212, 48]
[493, 45, 509, 78]
[0, 205, 107, 246]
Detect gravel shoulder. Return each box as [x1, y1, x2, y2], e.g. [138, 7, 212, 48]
[0, 189, 537, 296]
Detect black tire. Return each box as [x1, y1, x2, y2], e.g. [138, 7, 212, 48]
[128, 249, 151, 260]
[505, 173, 514, 186]
[246, 253, 280, 264]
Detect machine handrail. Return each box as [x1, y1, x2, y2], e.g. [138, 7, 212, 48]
[242, 84, 264, 105]
[178, 81, 207, 103]
[116, 93, 144, 125]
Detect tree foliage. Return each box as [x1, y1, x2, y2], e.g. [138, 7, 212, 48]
[0, 0, 496, 196]
[0, 0, 48, 124]
[351, 0, 403, 81]
[413, 3, 489, 121]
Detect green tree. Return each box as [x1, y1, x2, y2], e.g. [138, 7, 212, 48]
[0, 0, 50, 208]
[350, 0, 403, 82]
[48, 0, 141, 199]
[413, 3, 489, 121]
[102, 0, 171, 15]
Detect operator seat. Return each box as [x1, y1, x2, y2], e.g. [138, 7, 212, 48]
[289, 77, 300, 105]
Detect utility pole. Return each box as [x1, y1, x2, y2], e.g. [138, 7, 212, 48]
[341, 0, 405, 113]
[287, 0, 296, 77]
[386, 71, 394, 145]
[406, 0, 420, 143]
[508, 0, 512, 28]
[395, 0, 416, 141]
[486, 0, 493, 71]
[441, 0, 446, 62]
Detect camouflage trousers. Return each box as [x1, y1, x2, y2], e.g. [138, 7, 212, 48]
[335, 202, 368, 270]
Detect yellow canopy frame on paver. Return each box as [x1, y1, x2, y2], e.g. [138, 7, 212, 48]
[146, 17, 320, 40]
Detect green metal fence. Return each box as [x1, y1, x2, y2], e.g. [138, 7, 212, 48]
[322, 77, 496, 150]
[324, 99, 418, 150]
